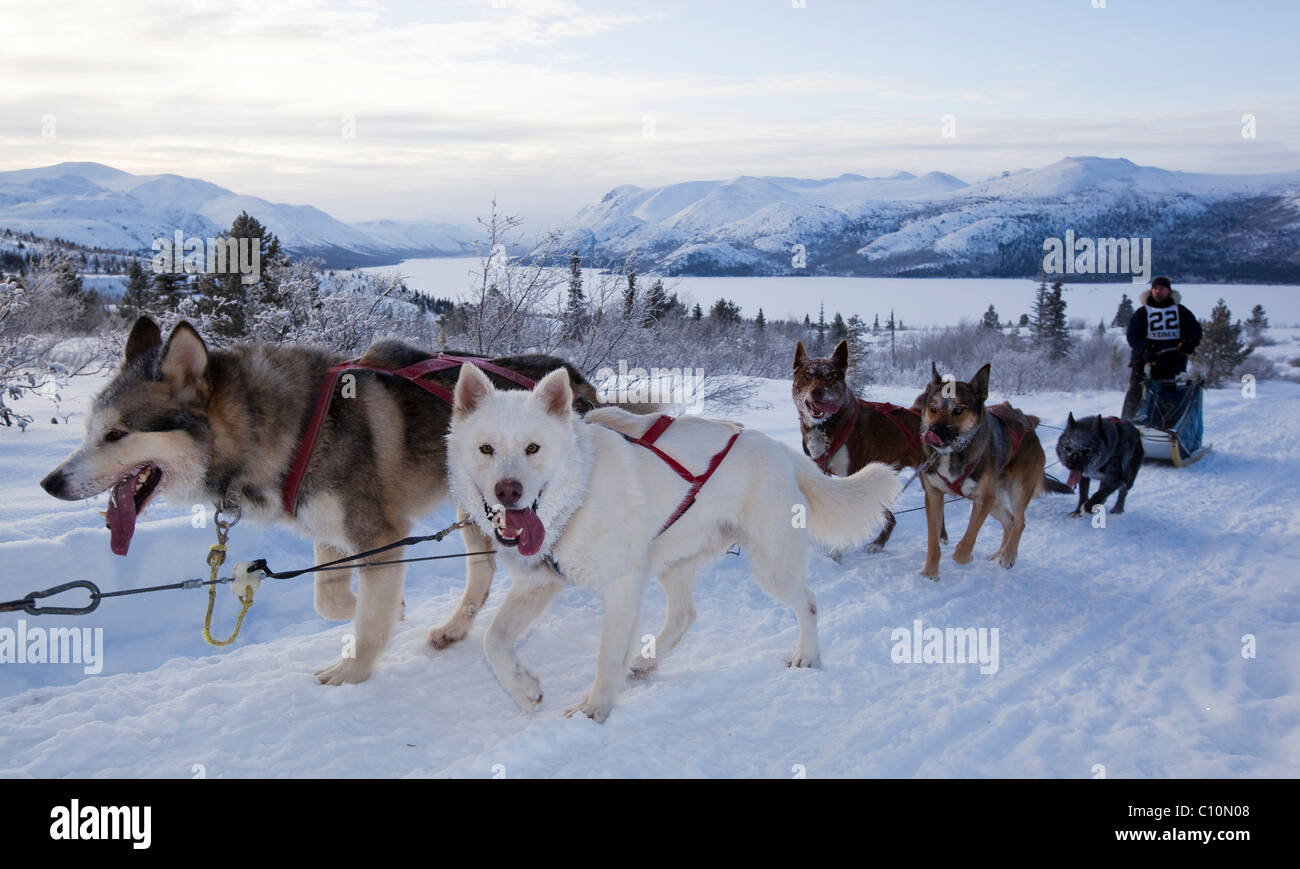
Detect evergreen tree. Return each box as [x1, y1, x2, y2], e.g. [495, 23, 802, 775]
[204, 212, 283, 339]
[621, 270, 638, 318]
[562, 252, 587, 342]
[1245, 304, 1269, 343]
[1032, 279, 1070, 360]
[754, 307, 766, 332]
[872, 313, 880, 333]
[152, 270, 186, 312]
[1018, 312, 1030, 327]
[120, 260, 153, 319]
[644, 278, 668, 327]
[830, 311, 848, 341]
[1112, 292, 1134, 328]
[845, 314, 867, 386]
[981, 304, 1000, 330]
[710, 298, 742, 324]
[1199, 299, 1252, 387]
[692, 302, 703, 321]
[814, 303, 827, 352]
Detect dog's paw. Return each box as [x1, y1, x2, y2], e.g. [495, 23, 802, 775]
[919, 564, 940, 581]
[1068, 508, 1084, 518]
[997, 552, 1016, 569]
[628, 657, 658, 681]
[564, 695, 611, 724]
[506, 665, 543, 714]
[426, 618, 471, 650]
[787, 650, 821, 669]
[1110, 507, 1124, 515]
[952, 547, 974, 565]
[315, 656, 375, 686]
[866, 541, 886, 554]
[827, 548, 845, 564]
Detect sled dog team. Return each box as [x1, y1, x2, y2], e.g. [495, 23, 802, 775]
[40, 319, 1139, 722]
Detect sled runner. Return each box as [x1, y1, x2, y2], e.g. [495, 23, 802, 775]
[1129, 374, 1211, 467]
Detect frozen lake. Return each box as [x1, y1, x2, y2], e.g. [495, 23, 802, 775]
[363, 257, 1300, 328]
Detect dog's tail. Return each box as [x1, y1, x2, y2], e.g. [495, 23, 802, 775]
[794, 459, 902, 549]
[1040, 472, 1073, 495]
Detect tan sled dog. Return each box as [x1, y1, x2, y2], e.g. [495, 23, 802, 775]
[917, 362, 1066, 580]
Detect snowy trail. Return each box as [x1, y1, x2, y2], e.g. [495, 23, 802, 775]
[1, 376, 1297, 777]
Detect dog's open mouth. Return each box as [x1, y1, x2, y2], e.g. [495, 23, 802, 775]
[487, 498, 545, 557]
[805, 398, 840, 420]
[923, 430, 946, 448]
[1066, 469, 1082, 489]
[103, 464, 163, 556]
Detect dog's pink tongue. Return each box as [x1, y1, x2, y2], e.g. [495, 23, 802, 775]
[812, 399, 839, 416]
[1067, 469, 1082, 489]
[107, 471, 142, 556]
[504, 508, 546, 557]
[923, 430, 944, 446]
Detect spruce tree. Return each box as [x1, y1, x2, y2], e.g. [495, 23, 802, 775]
[981, 304, 1000, 329]
[1245, 304, 1269, 343]
[1199, 299, 1252, 387]
[692, 303, 703, 321]
[622, 271, 637, 318]
[562, 252, 587, 342]
[755, 307, 766, 332]
[831, 311, 848, 341]
[120, 260, 153, 319]
[644, 278, 667, 327]
[1112, 292, 1134, 328]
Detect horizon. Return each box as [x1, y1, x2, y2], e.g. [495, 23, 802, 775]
[1, 0, 1297, 227]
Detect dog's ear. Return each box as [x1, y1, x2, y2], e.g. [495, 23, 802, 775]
[831, 340, 848, 372]
[930, 361, 943, 387]
[1067, 411, 1076, 427]
[532, 368, 573, 419]
[158, 322, 208, 394]
[793, 341, 806, 370]
[970, 364, 991, 401]
[125, 316, 161, 365]
[454, 363, 495, 416]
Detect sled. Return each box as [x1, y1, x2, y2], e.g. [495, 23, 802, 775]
[1129, 374, 1211, 466]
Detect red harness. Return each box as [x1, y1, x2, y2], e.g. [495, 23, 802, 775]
[282, 354, 537, 516]
[931, 404, 1030, 497]
[813, 398, 921, 475]
[623, 415, 743, 536]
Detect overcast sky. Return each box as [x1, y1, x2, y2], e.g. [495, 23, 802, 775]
[1, 0, 1296, 228]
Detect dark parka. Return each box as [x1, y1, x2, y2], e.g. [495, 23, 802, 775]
[1126, 288, 1202, 378]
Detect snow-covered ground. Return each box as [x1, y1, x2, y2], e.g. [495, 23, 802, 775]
[1, 371, 1297, 778]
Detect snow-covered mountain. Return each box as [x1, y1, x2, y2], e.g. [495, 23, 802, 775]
[557, 158, 1300, 281]
[0, 163, 478, 267]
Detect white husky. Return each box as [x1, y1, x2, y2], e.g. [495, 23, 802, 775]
[446, 364, 900, 723]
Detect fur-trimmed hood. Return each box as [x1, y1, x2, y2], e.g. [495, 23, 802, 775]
[1139, 287, 1181, 306]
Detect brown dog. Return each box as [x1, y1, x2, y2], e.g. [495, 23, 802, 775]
[793, 339, 941, 551]
[917, 362, 1061, 580]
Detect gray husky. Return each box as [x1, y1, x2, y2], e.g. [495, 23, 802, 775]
[1055, 413, 1144, 517]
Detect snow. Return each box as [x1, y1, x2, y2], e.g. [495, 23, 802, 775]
[1, 364, 1297, 777]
